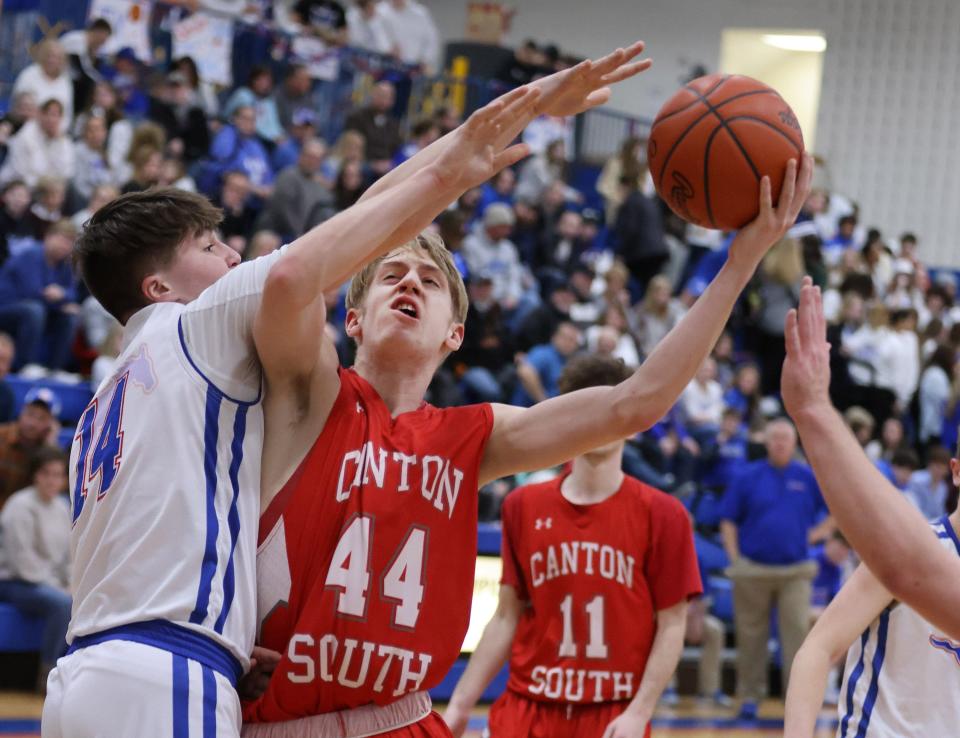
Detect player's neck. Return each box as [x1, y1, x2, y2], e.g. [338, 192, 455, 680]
[561, 451, 625, 505]
[353, 353, 433, 417]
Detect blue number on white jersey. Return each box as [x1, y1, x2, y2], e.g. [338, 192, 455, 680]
[72, 373, 129, 522]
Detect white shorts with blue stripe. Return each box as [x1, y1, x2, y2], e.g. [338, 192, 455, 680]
[41, 639, 241, 738]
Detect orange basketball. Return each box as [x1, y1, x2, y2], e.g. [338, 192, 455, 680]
[647, 73, 805, 231]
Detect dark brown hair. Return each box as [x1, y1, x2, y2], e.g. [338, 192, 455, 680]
[30, 446, 67, 477]
[558, 354, 632, 395]
[74, 188, 222, 324]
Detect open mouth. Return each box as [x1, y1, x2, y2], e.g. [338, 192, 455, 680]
[391, 297, 420, 320]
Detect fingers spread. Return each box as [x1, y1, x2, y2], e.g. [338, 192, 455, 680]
[583, 88, 612, 109]
[601, 58, 653, 85]
[591, 49, 625, 76]
[492, 142, 531, 171]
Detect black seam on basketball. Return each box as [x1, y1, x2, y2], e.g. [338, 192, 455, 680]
[686, 88, 761, 183]
[721, 115, 805, 156]
[654, 89, 777, 190]
[702, 124, 729, 229]
[653, 75, 729, 126]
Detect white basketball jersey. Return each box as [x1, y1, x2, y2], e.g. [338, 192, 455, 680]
[836, 515, 960, 738]
[68, 249, 284, 669]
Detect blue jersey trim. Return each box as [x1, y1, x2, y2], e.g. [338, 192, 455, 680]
[202, 666, 218, 738]
[190, 388, 222, 626]
[214, 404, 247, 634]
[173, 654, 189, 738]
[939, 514, 960, 556]
[68, 620, 243, 686]
[855, 610, 890, 738]
[177, 317, 261, 406]
[840, 630, 869, 737]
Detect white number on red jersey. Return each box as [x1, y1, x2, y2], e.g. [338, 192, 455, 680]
[558, 593, 609, 659]
[325, 517, 428, 628]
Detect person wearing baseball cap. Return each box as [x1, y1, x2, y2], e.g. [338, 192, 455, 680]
[0, 387, 60, 508]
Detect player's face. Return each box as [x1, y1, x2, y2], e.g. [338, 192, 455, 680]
[347, 251, 463, 362]
[149, 231, 241, 304]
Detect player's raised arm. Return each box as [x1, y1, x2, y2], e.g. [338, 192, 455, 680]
[782, 280, 960, 640]
[480, 153, 813, 484]
[253, 89, 538, 384]
[783, 565, 892, 738]
[357, 41, 652, 205]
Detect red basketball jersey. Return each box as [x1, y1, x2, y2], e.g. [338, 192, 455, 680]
[499, 474, 702, 704]
[244, 368, 494, 722]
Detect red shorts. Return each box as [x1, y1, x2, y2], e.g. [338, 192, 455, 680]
[374, 711, 452, 737]
[487, 690, 646, 738]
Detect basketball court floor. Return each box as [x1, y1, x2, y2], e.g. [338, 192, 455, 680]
[0, 693, 837, 737]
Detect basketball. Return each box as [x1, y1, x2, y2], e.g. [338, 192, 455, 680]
[647, 73, 805, 231]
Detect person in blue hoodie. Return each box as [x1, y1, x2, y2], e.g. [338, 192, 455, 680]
[0, 219, 79, 371]
[208, 105, 274, 201]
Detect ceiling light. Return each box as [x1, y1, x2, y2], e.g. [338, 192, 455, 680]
[762, 34, 827, 53]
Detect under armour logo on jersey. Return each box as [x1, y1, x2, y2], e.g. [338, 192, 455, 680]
[535, 517, 552, 530]
[930, 634, 960, 667]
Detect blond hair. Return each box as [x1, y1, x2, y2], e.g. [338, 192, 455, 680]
[761, 236, 805, 286]
[346, 231, 468, 323]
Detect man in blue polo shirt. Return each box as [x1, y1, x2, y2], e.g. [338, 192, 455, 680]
[719, 417, 833, 720]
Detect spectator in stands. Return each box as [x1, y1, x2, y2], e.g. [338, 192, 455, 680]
[27, 177, 66, 240]
[754, 236, 803, 396]
[392, 118, 440, 167]
[477, 167, 515, 217]
[724, 362, 761, 422]
[510, 197, 543, 265]
[378, 0, 441, 73]
[597, 135, 646, 225]
[224, 65, 285, 147]
[887, 308, 920, 412]
[158, 156, 196, 192]
[516, 282, 575, 352]
[216, 171, 257, 253]
[435, 208, 469, 278]
[1, 91, 38, 140]
[918, 343, 954, 452]
[534, 209, 586, 291]
[905, 444, 951, 520]
[682, 357, 724, 442]
[12, 40, 73, 135]
[72, 114, 116, 204]
[102, 47, 148, 120]
[147, 71, 210, 163]
[720, 418, 831, 720]
[843, 405, 875, 450]
[701, 407, 750, 494]
[258, 138, 334, 240]
[0, 99, 75, 188]
[347, 0, 392, 54]
[0, 388, 59, 506]
[74, 81, 132, 185]
[463, 204, 528, 316]
[272, 109, 320, 172]
[171, 56, 219, 118]
[90, 323, 122, 390]
[883, 446, 919, 491]
[323, 128, 365, 181]
[209, 105, 274, 199]
[59, 18, 112, 112]
[821, 214, 857, 267]
[0, 180, 33, 265]
[865, 416, 905, 463]
[0, 446, 71, 689]
[344, 81, 402, 175]
[273, 64, 314, 132]
[0, 334, 13, 423]
[634, 274, 685, 357]
[291, 0, 348, 45]
[615, 172, 668, 294]
[496, 40, 551, 88]
[511, 321, 581, 407]
[71, 183, 118, 231]
[433, 105, 461, 136]
[0, 219, 79, 371]
[120, 143, 162, 194]
[455, 273, 513, 403]
[584, 304, 640, 368]
[333, 160, 366, 211]
[862, 230, 894, 299]
[244, 230, 282, 261]
[515, 138, 569, 205]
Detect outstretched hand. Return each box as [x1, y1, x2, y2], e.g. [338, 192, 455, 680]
[728, 152, 815, 269]
[782, 276, 833, 419]
[532, 41, 653, 118]
[432, 85, 541, 192]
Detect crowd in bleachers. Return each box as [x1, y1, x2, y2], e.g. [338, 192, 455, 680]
[0, 1, 959, 706]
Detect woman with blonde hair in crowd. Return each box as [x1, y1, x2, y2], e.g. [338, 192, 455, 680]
[596, 134, 649, 224]
[322, 128, 365, 181]
[634, 273, 686, 357]
[754, 235, 805, 394]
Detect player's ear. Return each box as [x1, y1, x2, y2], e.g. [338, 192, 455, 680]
[345, 308, 363, 342]
[951, 458, 960, 487]
[444, 322, 464, 352]
[141, 272, 175, 303]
